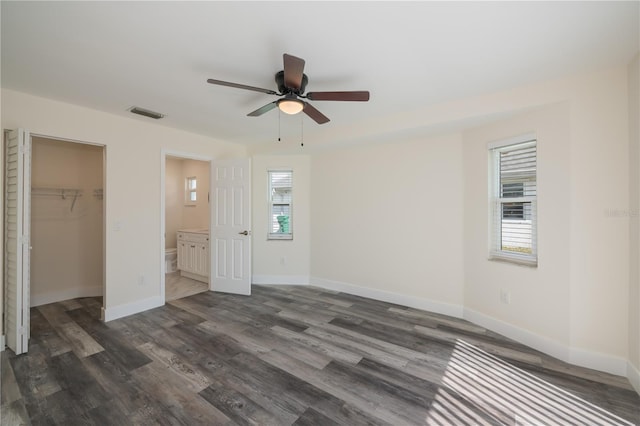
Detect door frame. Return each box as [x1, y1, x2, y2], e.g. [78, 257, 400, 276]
[160, 149, 213, 302]
[28, 133, 107, 313]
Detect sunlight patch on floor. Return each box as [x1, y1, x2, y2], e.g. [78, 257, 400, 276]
[425, 339, 633, 425]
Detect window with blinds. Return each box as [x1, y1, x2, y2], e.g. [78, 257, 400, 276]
[489, 138, 537, 266]
[268, 170, 293, 240]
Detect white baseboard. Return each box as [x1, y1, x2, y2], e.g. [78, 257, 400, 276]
[252, 275, 310, 285]
[31, 286, 103, 307]
[628, 361, 640, 395]
[103, 295, 164, 322]
[568, 347, 628, 377]
[310, 276, 464, 318]
[464, 307, 628, 377]
[305, 276, 630, 379]
[464, 307, 570, 362]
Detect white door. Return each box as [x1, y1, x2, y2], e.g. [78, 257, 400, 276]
[211, 159, 251, 295]
[4, 129, 31, 354]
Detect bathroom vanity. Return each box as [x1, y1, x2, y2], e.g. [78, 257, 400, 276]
[177, 229, 209, 283]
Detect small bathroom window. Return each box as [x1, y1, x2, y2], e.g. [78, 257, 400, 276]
[185, 176, 197, 205]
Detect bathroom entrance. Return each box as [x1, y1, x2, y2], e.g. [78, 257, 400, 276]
[163, 154, 211, 301]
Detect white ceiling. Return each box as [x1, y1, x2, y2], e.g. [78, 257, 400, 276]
[2, 1, 638, 149]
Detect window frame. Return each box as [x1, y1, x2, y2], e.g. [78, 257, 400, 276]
[185, 176, 197, 206]
[267, 169, 293, 240]
[488, 134, 538, 267]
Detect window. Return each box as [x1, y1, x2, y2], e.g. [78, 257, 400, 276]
[186, 176, 197, 205]
[489, 136, 537, 266]
[268, 170, 293, 240]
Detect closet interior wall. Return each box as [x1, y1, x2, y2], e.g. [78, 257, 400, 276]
[30, 137, 104, 306]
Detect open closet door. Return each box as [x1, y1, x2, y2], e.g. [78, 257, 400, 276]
[211, 159, 251, 295]
[4, 129, 31, 354]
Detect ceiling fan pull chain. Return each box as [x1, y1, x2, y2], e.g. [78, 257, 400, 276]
[300, 113, 304, 147]
[278, 109, 281, 142]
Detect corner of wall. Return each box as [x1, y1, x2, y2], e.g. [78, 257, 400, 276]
[103, 295, 164, 322]
[628, 361, 640, 395]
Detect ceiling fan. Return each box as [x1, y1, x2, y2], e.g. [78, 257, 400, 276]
[207, 53, 370, 125]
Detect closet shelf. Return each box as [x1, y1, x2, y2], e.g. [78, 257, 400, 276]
[31, 187, 83, 211]
[31, 187, 83, 197]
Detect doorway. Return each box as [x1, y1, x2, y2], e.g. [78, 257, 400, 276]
[163, 154, 211, 301]
[3, 130, 106, 355]
[30, 137, 105, 307]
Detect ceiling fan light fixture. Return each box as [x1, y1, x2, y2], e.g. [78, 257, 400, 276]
[277, 98, 304, 115]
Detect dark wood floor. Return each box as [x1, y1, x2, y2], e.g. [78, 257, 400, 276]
[2, 285, 639, 425]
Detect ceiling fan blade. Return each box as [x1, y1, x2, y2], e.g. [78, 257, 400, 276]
[247, 101, 278, 117]
[306, 91, 370, 101]
[207, 78, 278, 95]
[283, 53, 305, 90]
[303, 102, 330, 124]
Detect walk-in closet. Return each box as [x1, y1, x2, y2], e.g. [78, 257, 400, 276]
[30, 136, 104, 307]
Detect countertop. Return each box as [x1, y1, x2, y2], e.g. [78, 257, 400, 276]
[177, 228, 209, 234]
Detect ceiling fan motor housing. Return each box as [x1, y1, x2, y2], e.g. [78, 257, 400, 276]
[275, 70, 308, 95]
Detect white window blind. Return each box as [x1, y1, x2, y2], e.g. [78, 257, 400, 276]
[185, 176, 197, 205]
[490, 139, 537, 266]
[268, 170, 293, 240]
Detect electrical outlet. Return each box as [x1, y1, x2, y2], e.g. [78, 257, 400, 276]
[280, 256, 286, 266]
[500, 289, 511, 305]
[138, 274, 145, 286]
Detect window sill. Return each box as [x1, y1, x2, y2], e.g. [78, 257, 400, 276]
[268, 234, 293, 241]
[488, 253, 537, 268]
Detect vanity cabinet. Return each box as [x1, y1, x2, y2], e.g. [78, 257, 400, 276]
[177, 230, 209, 283]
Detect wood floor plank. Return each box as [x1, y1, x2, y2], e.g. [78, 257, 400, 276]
[3, 288, 639, 426]
[132, 357, 232, 425]
[198, 377, 284, 426]
[29, 307, 72, 358]
[293, 407, 342, 426]
[1, 350, 23, 405]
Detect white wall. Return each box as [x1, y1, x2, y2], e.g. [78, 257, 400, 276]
[1, 89, 246, 321]
[309, 65, 634, 379]
[165, 157, 183, 249]
[462, 68, 630, 375]
[310, 134, 465, 315]
[252, 155, 310, 284]
[30, 137, 103, 306]
[628, 53, 640, 393]
[463, 103, 572, 357]
[568, 68, 630, 371]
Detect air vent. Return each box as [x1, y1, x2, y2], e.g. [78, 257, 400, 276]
[128, 106, 165, 120]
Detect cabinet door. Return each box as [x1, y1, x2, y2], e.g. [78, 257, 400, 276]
[194, 242, 209, 276]
[177, 241, 188, 271]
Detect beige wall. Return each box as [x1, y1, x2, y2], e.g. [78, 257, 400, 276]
[165, 157, 210, 249]
[30, 137, 103, 306]
[165, 158, 183, 249]
[181, 159, 210, 230]
[629, 53, 640, 392]
[252, 155, 310, 284]
[310, 133, 465, 314]
[1, 89, 246, 320]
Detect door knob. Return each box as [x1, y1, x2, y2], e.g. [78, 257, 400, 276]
[238, 230, 250, 236]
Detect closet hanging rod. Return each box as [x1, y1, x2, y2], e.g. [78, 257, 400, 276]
[31, 187, 83, 198]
